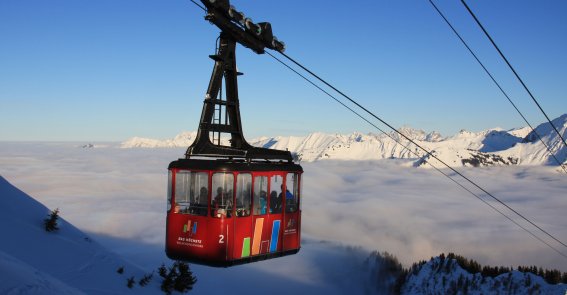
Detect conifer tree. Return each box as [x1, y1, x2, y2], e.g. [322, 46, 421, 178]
[127, 276, 135, 288]
[159, 261, 197, 294]
[173, 262, 197, 292]
[158, 264, 168, 278]
[139, 273, 153, 287]
[524, 273, 532, 287]
[44, 208, 60, 232]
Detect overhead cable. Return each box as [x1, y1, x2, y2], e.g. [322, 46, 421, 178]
[276, 50, 567, 253]
[461, 0, 567, 152]
[267, 51, 567, 260]
[189, 0, 206, 11]
[428, 0, 566, 173]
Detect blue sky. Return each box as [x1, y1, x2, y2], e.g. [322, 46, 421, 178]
[1, 0, 566, 141]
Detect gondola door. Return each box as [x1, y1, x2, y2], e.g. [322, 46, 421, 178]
[283, 172, 301, 251]
[232, 173, 253, 261]
[210, 172, 234, 262]
[249, 174, 271, 257]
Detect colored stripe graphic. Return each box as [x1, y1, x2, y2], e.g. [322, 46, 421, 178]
[269, 220, 281, 253]
[192, 222, 197, 234]
[241, 237, 251, 258]
[251, 218, 264, 255]
[183, 220, 191, 233]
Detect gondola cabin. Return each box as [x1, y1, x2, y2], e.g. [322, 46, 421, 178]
[166, 159, 303, 267]
[166, 0, 303, 266]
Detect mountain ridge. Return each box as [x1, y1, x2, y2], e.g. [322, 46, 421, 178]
[398, 254, 567, 294]
[120, 114, 567, 168]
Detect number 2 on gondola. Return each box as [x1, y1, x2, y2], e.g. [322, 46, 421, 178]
[219, 235, 224, 244]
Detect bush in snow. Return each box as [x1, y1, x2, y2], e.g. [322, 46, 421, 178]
[43, 208, 60, 232]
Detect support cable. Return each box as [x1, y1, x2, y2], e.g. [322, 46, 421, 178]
[428, 0, 566, 173]
[461, 0, 567, 152]
[267, 51, 567, 260]
[276, 50, 567, 252]
[189, 0, 206, 12]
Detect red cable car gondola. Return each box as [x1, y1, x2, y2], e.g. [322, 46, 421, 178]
[166, 159, 303, 267]
[165, 0, 302, 267]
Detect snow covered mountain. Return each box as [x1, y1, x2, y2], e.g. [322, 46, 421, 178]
[121, 114, 567, 167]
[122, 131, 198, 148]
[400, 254, 567, 295]
[0, 176, 159, 294]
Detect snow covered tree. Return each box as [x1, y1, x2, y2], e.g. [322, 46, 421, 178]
[44, 208, 60, 232]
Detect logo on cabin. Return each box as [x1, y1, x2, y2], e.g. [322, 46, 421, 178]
[286, 218, 295, 229]
[285, 218, 296, 234]
[183, 220, 197, 236]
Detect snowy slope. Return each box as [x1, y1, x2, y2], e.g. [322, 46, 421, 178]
[121, 114, 567, 167]
[507, 114, 567, 165]
[0, 176, 159, 294]
[509, 126, 532, 139]
[0, 250, 84, 295]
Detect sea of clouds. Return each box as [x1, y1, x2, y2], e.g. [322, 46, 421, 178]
[1, 142, 566, 283]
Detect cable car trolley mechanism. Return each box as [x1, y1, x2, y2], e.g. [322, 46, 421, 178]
[165, 0, 303, 267]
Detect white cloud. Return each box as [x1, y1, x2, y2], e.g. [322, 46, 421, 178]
[1, 142, 566, 273]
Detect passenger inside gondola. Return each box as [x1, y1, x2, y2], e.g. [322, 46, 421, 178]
[270, 190, 281, 213]
[254, 190, 267, 215]
[212, 187, 223, 216]
[192, 186, 208, 215]
[281, 184, 295, 212]
[260, 191, 267, 214]
[236, 179, 251, 217]
[214, 187, 223, 206]
[212, 186, 233, 217]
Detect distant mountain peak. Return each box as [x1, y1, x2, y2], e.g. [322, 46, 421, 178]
[121, 114, 567, 168]
[523, 114, 567, 144]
